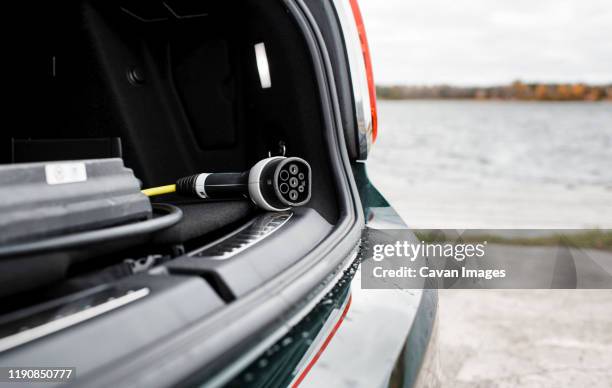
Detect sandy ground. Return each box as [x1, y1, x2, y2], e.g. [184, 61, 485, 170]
[438, 290, 612, 388]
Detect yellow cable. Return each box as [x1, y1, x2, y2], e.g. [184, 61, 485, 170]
[141, 184, 176, 197]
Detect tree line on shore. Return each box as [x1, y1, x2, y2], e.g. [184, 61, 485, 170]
[377, 81, 612, 101]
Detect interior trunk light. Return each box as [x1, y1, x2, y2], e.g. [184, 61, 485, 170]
[254, 42, 272, 89]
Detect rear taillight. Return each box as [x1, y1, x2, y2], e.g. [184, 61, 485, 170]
[334, 0, 378, 159]
[347, 0, 377, 142]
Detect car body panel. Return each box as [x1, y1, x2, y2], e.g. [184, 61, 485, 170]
[225, 162, 439, 388]
[298, 163, 439, 388]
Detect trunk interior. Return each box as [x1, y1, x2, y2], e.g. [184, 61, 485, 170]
[6, 0, 339, 220]
[0, 0, 345, 367]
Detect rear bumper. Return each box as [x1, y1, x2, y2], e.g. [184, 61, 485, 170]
[296, 210, 439, 387]
[226, 163, 439, 387]
[294, 265, 439, 388]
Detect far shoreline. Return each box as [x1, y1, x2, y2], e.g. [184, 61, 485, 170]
[377, 98, 612, 102]
[377, 82, 612, 102]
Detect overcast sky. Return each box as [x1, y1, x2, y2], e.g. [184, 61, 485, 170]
[359, 0, 612, 86]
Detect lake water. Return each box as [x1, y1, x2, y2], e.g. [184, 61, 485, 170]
[367, 100, 612, 228]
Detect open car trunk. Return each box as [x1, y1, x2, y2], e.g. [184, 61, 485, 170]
[0, 0, 362, 384]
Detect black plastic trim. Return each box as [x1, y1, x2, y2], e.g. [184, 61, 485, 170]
[0, 204, 182, 258]
[0, 274, 224, 382]
[167, 208, 332, 301]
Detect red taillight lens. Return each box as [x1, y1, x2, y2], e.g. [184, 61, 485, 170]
[347, 0, 378, 142]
